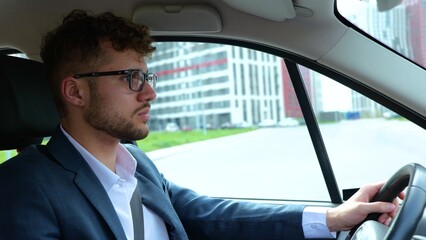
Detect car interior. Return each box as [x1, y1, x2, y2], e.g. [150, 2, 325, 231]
[1, 0, 426, 239]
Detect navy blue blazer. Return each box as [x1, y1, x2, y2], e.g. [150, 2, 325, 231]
[0, 128, 305, 239]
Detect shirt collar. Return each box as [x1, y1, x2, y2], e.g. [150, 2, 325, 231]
[60, 126, 137, 191]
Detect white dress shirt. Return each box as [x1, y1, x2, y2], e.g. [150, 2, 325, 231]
[303, 207, 336, 238]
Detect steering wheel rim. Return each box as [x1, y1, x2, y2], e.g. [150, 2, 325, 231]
[350, 163, 426, 239]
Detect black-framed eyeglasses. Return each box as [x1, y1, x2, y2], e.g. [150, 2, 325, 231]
[73, 69, 157, 92]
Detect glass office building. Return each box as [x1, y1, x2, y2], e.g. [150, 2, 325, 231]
[149, 42, 288, 131]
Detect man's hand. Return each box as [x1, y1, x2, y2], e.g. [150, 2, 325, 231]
[326, 181, 405, 232]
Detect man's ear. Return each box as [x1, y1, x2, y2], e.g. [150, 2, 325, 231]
[61, 77, 86, 107]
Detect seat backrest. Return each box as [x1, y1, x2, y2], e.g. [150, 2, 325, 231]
[0, 54, 59, 150]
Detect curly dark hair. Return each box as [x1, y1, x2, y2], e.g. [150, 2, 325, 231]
[40, 9, 156, 116]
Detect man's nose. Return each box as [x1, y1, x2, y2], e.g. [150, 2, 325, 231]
[137, 83, 156, 101]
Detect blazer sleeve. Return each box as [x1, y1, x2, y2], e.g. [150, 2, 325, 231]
[167, 181, 305, 240]
[126, 144, 305, 240]
[0, 147, 61, 240]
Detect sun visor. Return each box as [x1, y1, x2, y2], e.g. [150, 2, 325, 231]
[222, 0, 295, 21]
[133, 4, 222, 34]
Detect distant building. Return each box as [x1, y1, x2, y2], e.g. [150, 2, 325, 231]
[149, 42, 290, 130]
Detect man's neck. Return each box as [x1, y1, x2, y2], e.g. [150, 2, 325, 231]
[61, 122, 120, 172]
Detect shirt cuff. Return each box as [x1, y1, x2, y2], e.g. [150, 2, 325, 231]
[302, 206, 336, 239]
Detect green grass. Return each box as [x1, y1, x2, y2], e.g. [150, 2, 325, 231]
[0, 150, 17, 164]
[0, 128, 256, 164]
[137, 128, 256, 152]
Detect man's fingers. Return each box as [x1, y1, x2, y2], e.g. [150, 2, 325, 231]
[355, 181, 386, 201]
[398, 191, 406, 200]
[378, 212, 390, 224]
[390, 198, 401, 218]
[371, 200, 400, 224]
[362, 202, 396, 215]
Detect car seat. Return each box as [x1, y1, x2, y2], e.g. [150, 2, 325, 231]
[0, 54, 59, 152]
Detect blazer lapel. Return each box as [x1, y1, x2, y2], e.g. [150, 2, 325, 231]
[135, 172, 179, 225]
[73, 168, 127, 240]
[135, 172, 187, 240]
[46, 127, 127, 240]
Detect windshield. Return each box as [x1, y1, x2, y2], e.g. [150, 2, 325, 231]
[337, 0, 426, 69]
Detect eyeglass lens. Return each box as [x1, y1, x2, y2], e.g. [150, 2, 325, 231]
[130, 71, 156, 91]
[130, 71, 143, 91]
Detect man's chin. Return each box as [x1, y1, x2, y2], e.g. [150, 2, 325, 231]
[127, 127, 150, 141]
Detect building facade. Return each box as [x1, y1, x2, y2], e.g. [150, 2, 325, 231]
[149, 42, 288, 130]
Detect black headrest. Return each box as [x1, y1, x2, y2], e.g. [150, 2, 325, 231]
[0, 136, 43, 151]
[0, 55, 59, 150]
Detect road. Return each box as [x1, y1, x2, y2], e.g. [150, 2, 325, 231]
[146, 119, 426, 201]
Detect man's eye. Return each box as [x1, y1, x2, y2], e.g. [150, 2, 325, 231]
[120, 75, 130, 82]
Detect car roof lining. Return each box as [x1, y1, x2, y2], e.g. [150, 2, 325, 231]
[0, 0, 343, 62]
[221, 0, 295, 22]
[133, 4, 223, 33]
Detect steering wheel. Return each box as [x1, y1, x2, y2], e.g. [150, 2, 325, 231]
[349, 163, 426, 239]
